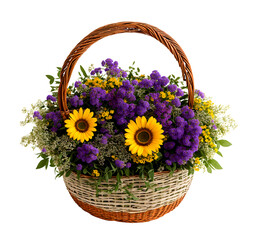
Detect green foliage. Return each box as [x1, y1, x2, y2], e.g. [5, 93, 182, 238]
[218, 140, 232, 147]
[21, 60, 237, 199]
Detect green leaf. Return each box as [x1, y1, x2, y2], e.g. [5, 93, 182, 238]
[148, 169, 154, 181]
[36, 159, 47, 169]
[45, 158, 49, 169]
[50, 159, 55, 167]
[55, 171, 64, 178]
[82, 168, 88, 175]
[104, 172, 109, 182]
[217, 151, 223, 157]
[108, 171, 113, 179]
[207, 166, 212, 173]
[208, 159, 223, 170]
[46, 75, 54, 84]
[65, 170, 72, 177]
[218, 140, 232, 147]
[80, 65, 88, 78]
[124, 168, 130, 177]
[116, 172, 121, 183]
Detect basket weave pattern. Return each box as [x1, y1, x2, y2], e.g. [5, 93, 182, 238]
[64, 170, 193, 221]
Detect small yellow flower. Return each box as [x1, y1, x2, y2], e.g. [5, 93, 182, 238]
[160, 92, 167, 98]
[194, 157, 200, 164]
[92, 169, 100, 177]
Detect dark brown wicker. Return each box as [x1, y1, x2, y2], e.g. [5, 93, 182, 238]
[58, 21, 194, 119]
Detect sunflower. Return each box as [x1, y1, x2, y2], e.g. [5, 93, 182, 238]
[64, 108, 97, 143]
[125, 116, 164, 157]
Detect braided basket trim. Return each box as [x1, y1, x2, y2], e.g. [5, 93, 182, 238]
[63, 170, 193, 214]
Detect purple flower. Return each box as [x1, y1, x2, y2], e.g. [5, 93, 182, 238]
[165, 160, 173, 166]
[115, 159, 125, 169]
[181, 106, 195, 119]
[76, 164, 83, 171]
[150, 70, 161, 80]
[126, 162, 132, 168]
[195, 89, 205, 99]
[138, 79, 154, 88]
[167, 84, 177, 92]
[122, 71, 128, 78]
[70, 95, 83, 107]
[105, 58, 113, 66]
[101, 60, 106, 66]
[46, 95, 56, 102]
[77, 144, 99, 164]
[101, 136, 108, 145]
[212, 125, 217, 130]
[89, 87, 106, 108]
[42, 148, 46, 153]
[158, 76, 169, 86]
[171, 97, 181, 107]
[132, 80, 138, 85]
[33, 111, 43, 120]
[135, 100, 150, 116]
[176, 88, 184, 97]
[164, 142, 175, 150]
[51, 126, 57, 132]
[75, 81, 82, 88]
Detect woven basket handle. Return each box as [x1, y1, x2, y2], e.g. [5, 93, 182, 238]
[58, 21, 194, 119]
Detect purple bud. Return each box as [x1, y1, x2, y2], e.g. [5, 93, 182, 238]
[126, 162, 131, 168]
[76, 164, 83, 171]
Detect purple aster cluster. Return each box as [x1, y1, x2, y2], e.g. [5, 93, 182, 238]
[146, 93, 173, 132]
[136, 100, 150, 116]
[115, 159, 125, 169]
[45, 111, 62, 132]
[164, 108, 202, 165]
[103, 80, 137, 125]
[46, 95, 56, 102]
[74, 81, 82, 88]
[100, 127, 112, 144]
[89, 87, 106, 108]
[150, 70, 169, 91]
[77, 144, 99, 164]
[101, 58, 127, 78]
[91, 67, 102, 75]
[70, 95, 83, 108]
[33, 111, 43, 120]
[195, 89, 205, 98]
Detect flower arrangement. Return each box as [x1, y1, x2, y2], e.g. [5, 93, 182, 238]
[21, 58, 236, 195]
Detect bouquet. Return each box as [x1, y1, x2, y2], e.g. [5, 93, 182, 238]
[21, 22, 238, 222]
[21, 58, 236, 193]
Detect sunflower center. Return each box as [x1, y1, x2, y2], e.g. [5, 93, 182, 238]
[75, 119, 89, 132]
[135, 128, 153, 146]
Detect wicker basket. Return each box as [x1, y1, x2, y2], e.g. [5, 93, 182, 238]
[63, 170, 193, 222]
[58, 22, 195, 222]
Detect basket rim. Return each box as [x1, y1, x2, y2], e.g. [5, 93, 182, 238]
[70, 169, 187, 180]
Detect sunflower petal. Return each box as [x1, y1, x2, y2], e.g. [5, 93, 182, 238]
[136, 116, 142, 129]
[83, 108, 90, 119]
[141, 116, 147, 128]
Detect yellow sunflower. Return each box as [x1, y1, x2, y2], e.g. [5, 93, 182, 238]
[64, 108, 97, 143]
[125, 116, 164, 157]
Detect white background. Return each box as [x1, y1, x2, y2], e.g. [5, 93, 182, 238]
[1, 0, 255, 239]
